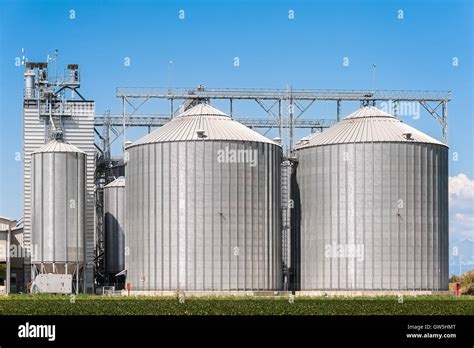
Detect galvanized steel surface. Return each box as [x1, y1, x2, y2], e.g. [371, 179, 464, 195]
[129, 104, 277, 146]
[24, 71, 35, 99]
[293, 108, 449, 290]
[126, 140, 282, 291]
[32, 140, 85, 154]
[24, 101, 95, 287]
[104, 177, 126, 274]
[297, 106, 445, 147]
[30, 140, 86, 265]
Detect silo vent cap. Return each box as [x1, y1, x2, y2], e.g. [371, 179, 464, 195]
[196, 129, 206, 138]
[128, 103, 280, 146]
[295, 106, 446, 148]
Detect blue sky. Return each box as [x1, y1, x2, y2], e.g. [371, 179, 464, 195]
[0, 0, 473, 248]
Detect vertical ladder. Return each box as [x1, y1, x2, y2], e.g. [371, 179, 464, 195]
[281, 159, 292, 289]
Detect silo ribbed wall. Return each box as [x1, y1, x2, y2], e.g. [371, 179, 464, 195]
[126, 140, 282, 291]
[294, 142, 449, 290]
[104, 178, 126, 275]
[31, 150, 86, 265]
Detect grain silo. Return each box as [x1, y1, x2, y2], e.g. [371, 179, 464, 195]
[125, 103, 282, 291]
[104, 177, 126, 280]
[30, 139, 86, 291]
[293, 106, 449, 291]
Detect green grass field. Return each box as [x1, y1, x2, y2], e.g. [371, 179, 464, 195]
[0, 294, 473, 315]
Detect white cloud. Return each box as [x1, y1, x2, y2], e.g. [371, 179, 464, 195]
[449, 173, 474, 204]
[453, 213, 474, 231]
[449, 174, 474, 241]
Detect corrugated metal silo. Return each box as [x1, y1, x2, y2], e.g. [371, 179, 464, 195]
[126, 103, 282, 291]
[293, 106, 449, 291]
[30, 140, 86, 277]
[104, 176, 126, 276]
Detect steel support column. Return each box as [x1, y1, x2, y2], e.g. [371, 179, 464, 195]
[336, 100, 341, 122]
[442, 101, 448, 144]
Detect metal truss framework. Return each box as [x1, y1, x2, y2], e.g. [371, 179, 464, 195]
[94, 87, 451, 158]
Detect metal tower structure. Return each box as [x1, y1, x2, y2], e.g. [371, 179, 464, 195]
[93, 85, 451, 289]
[23, 60, 95, 292]
[93, 110, 125, 287]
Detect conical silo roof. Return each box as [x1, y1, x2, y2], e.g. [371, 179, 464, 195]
[177, 103, 228, 117]
[297, 106, 446, 148]
[32, 139, 86, 154]
[104, 176, 125, 188]
[128, 103, 278, 148]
